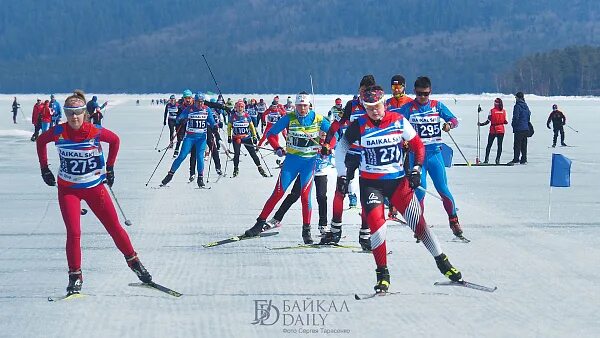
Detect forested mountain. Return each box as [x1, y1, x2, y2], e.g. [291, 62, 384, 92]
[1, 0, 599, 94]
[501, 46, 600, 96]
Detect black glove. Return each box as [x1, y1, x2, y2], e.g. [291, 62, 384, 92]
[252, 137, 258, 145]
[163, 121, 166, 126]
[408, 165, 422, 189]
[547, 125, 551, 129]
[218, 122, 224, 129]
[228, 136, 232, 144]
[41, 166, 56, 186]
[105, 166, 114, 187]
[336, 176, 348, 195]
[320, 145, 331, 156]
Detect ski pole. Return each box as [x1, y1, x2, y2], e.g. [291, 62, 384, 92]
[416, 186, 443, 202]
[476, 104, 482, 164]
[256, 147, 274, 177]
[223, 144, 231, 176]
[19, 107, 26, 121]
[107, 185, 133, 226]
[446, 131, 471, 166]
[154, 125, 166, 150]
[158, 124, 183, 153]
[202, 54, 223, 95]
[146, 146, 170, 186]
[206, 137, 214, 182]
[566, 125, 579, 133]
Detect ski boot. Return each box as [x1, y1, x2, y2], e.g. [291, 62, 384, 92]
[359, 228, 371, 251]
[66, 270, 83, 295]
[374, 266, 390, 293]
[189, 173, 196, 183]
[348, 193, 358, 208]
[161, 171, 174, 186]
[449, 214, 463, 238]
[197, 176, 205, 188]
[319, 222, 342, 244]
[216, 168, 223, 176]
[302, 225, 313, 244]
[318, 220, 329, 236]
[264, 218, 281, 231]
[245, 218, 267, 237]
[126, 254, 152, 283]
[561, 142, 568, 147]
[435, 253, 462, 282]
[257, 165, 268, 177]
[233, 168, 239, 177]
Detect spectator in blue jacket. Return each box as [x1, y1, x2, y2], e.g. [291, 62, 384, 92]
[49, 94, 62, 127]
[508, 92, 531, 165]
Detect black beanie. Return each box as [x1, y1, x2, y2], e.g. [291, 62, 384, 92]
[359, 75, 376, 88]
[391, 75, 405, 86]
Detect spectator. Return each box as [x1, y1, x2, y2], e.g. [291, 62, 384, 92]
[508, 92, 531, 165]
[478, 98, 508, 164]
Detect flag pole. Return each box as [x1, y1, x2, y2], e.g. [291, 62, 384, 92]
[548, 186, 552, 221]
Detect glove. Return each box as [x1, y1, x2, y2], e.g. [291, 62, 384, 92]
[41, 166, 56, 186]
[442, 122, 451, 132]
[408, 165, 422, 189]
[105, 166, 114, 187]
[320, 144, 331, 156]
[228, 136, 232, 144]
[275, 147, 286, 157]
[336, 176, 349, 195]
[252, 137, 258, 145]
[163, 121, 167, 126]
[477, 105, 482, 113]
[218, 122, 223, 129]
[547, 125, 551, 129]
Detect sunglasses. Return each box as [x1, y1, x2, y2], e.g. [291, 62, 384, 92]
[64, 106, 87, 116]
[415, 91, 431, 97]
[391, 84, 404, 90]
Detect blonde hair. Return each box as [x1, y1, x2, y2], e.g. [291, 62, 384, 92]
[64, 90, 90, 122]
[64, 89, 86, 106]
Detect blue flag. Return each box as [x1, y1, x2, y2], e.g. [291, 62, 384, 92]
[440, 143, 453, 168]
[550, 153, 572, 187]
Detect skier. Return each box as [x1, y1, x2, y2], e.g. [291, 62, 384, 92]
[478, 98, 508, 164]
[385, 74, 413, 220]
[163, 95, 179, 146]
[256, 98, 268, 132]
[547, 104, 567, 147]
[86, 96, 108, 125]
[258, 101, 287, 146]
[36, 90, 152, 295]
[50, 94, 63, 127]
[283, 97, 295, 114]
[327, 98, 343, 120]
[336, 84, 462, 292]
[244, 92, 331, 244]
[246, 99, 259, 130]
[31, 99, 43, 141]
[227, 100, 269, 177]
[160, 93, 217, 188]
[174, 90, 195, 158]
[320, 75, 376, 248]
[269, 131, 334, 234]
[399, 76, 465, 240]
[11, 97, 20, 124]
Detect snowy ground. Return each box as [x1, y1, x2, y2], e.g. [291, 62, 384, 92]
[1, 93, 599, 338]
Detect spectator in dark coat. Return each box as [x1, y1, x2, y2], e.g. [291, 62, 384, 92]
[508, 92, 531, 165]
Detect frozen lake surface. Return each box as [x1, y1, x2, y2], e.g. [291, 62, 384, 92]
[1, 93, 599, 338]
